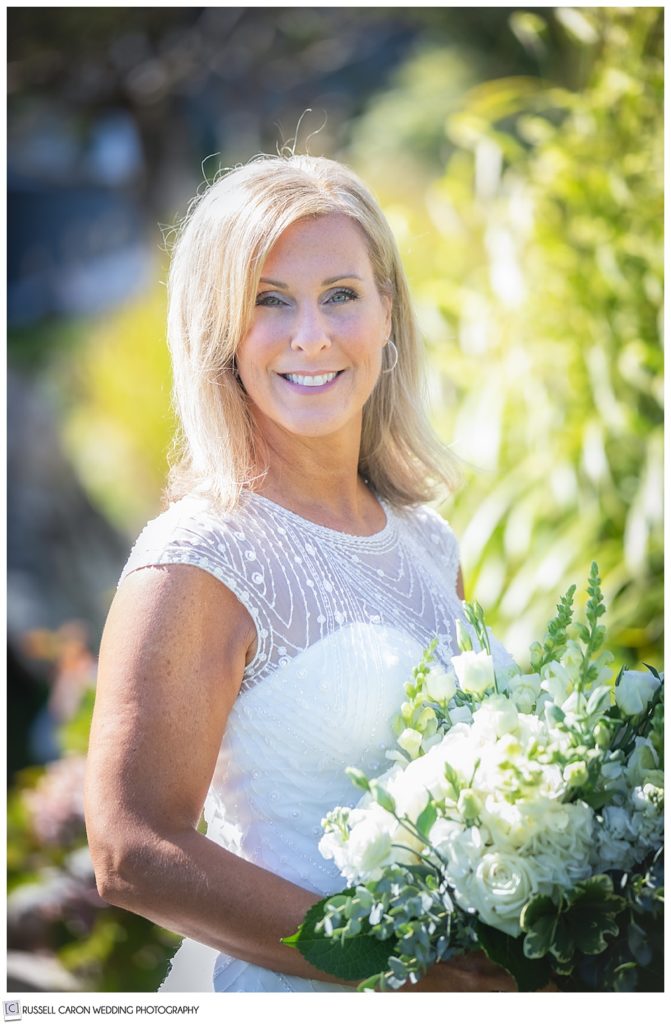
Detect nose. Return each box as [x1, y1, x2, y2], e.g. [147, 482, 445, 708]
[289, 304, 331, 354]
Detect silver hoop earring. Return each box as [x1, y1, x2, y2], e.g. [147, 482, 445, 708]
[383, 338, 399, 373]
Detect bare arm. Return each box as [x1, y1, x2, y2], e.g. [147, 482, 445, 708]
[84, 564, 341, 981]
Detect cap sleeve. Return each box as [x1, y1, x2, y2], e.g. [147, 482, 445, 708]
[119, 497, 270, 681]
[403, 504, 461, 599]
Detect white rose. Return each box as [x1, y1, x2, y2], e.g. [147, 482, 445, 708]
[453, 852, 539, 936]
[452, 650, 496, 697]
[425, 668, 458, 704]
[615, 670, 661, 717]
[506, 672, 542, 714]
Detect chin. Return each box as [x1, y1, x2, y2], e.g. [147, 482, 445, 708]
[281, 418, 349, 439]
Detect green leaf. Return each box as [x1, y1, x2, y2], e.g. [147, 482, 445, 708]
[370, 782, 397, 815]
[567, 874, 627, 915]
[416, 798, 438, 838]
[520, 895, 559, 959]
[346, 768, 371, 792]
[573, 914, 620, 956]
[627, 920, 652, 967]
[477, 922, 551, 992]
[552, 875, 627, 959]
[282, 891, 397, 981]
[549, 918, 574, 963]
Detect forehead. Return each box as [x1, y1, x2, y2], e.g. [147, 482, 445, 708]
[261, 213, 374, 278]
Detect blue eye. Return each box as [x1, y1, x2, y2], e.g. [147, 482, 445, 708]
[328, 288, 358, 304]
[255, 293, 287, 307]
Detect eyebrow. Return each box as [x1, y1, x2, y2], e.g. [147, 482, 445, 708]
[258, 274, 363, 288]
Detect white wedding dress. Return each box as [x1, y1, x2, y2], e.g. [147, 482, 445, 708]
[119, 490, 509, 992]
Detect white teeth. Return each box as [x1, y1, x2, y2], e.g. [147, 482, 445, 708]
[284, 372, 338, 387]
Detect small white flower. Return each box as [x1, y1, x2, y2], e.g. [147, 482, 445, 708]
[563, 760, 588, 787]
[632, 783, 663, 813]
[425, 668, 458, 704]
[397, 727, 423, 760]
[472, 694, 519, 739]
[541, 661, 573, 705]
[506, 672, 542, 713]
[319, 806, 396, 885]
[452, 650, 496, 697]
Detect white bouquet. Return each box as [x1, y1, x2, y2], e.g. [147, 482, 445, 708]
[284, 565, 663, 991]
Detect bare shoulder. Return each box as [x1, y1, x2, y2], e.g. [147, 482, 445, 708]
[87, 564, 256, 832]
[104, 562, 257, 679]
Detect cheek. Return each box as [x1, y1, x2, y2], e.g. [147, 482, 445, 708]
[236, 331, 270, 383]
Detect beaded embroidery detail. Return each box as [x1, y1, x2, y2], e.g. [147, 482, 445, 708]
[119, 491, 464, 689]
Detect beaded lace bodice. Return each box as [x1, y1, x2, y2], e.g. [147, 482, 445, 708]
[120, 491, 511, 991]
[120, 491, 465, 691]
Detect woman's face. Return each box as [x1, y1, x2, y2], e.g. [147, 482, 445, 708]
[236, 213, 392, 445]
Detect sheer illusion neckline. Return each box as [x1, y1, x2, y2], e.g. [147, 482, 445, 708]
[243, 489, 396, 544]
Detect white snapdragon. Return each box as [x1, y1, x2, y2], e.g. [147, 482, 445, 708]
[540, 661, 573, 706]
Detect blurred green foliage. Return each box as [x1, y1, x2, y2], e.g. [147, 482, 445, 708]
[351, 7, 663, 666]
[56, 286, 176, 533]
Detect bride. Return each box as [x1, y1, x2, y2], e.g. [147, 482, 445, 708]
[84, 155, 516, 992]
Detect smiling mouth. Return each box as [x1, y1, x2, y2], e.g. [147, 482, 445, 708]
[279, 370, 344, 387]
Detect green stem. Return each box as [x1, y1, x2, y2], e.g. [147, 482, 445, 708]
[390, 842, 442, 872]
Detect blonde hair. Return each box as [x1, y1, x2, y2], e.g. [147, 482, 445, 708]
[165, 154, 460, 509]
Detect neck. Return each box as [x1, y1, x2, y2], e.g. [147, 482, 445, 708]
[250, 412, 383, 534]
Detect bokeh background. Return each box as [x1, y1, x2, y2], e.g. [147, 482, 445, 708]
[7, 6, 663, 992]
